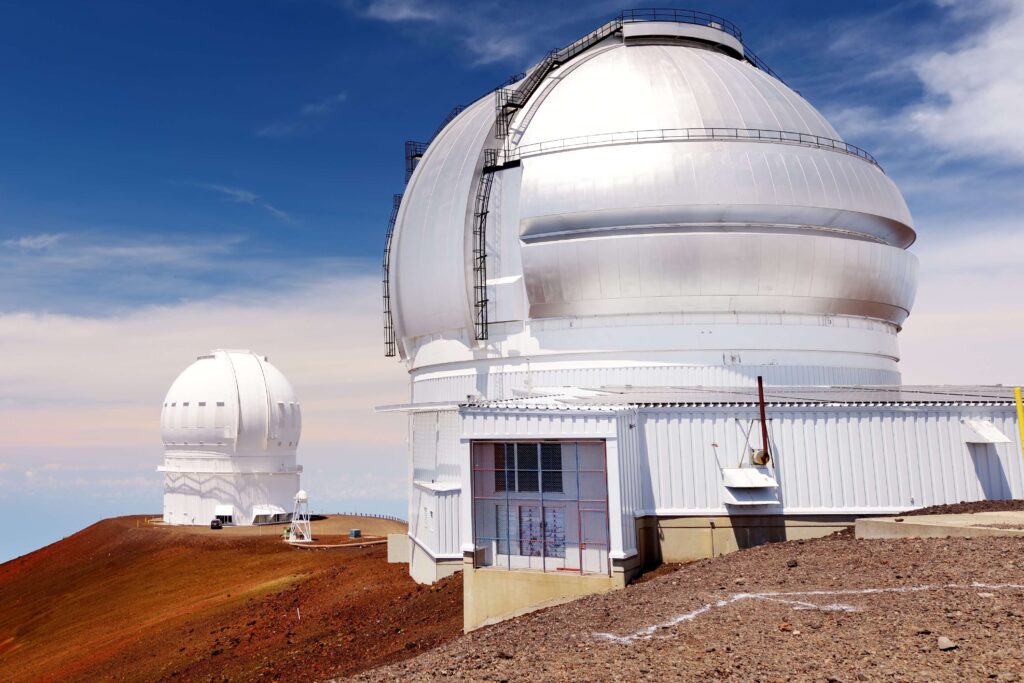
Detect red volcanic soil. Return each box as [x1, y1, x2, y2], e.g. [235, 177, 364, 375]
[0, 516, 461, 682]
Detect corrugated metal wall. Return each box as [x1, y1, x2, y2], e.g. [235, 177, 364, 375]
[411, 410, 461, 482]
[637, 406, 1023, 515]
[409, 409, 463, 559]
[614, 411, 642, 556]
[462, 410, 618, 440]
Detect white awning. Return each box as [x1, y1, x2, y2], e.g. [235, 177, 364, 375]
[214, 504, 234, 517]
[962, 419, 1011, 444]
[413, 480, 462, 492]
[723, 487, 780, 506]
[251, 504, 287, 517]
[722, 467, 778, 489]
[722, 467, 779, 506]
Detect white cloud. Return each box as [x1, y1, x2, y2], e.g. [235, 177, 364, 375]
[905, 0, 1024, 163]
[3, 233, 63, 250]
[823, 0, 1024, 169]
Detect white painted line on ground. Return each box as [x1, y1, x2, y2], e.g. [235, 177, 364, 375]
[593, 582, 1024, 644]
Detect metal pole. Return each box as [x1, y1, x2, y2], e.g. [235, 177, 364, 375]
[1015, 387, 1024, 462]
[757, 375, 770, 461]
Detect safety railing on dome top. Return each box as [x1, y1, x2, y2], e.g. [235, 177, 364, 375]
[498, 8, 783, 127]
[619, 8, 742, 38]
[503, 127, 882, 170]
[620, 9, 785, 83]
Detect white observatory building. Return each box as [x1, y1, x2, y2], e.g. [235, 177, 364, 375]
[380, 10, 1024, 630]
[159, 349, 303, 526]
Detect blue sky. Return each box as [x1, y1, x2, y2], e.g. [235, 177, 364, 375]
[2, 0, 1023, 562]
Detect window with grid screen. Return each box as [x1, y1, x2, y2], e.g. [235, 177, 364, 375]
[494, 444, 512, 492]
[516, 444, 539, 492]
[541, 443, 563, 493]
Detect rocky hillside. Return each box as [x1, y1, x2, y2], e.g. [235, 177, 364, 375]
[0, 515, 461, 682]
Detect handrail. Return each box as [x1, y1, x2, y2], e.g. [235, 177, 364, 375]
[404, 73, 525, 185]
[505, 127, 882, 170]
[619, 8, 742, 39]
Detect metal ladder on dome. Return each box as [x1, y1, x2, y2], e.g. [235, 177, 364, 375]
[382, 193, 402, 357]
[471, 150, 499, 341]
[494, 16, 623, 147]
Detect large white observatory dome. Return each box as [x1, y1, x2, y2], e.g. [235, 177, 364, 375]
[383, 11, 919, 402]
[160, 349, 301, 456]
[159, 350, 302, 526]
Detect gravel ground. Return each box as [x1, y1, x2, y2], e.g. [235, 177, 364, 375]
[355, 531, 1024, 682]
[902, 500, 1024, 516]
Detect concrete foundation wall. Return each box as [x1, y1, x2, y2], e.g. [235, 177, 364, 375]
[409, 540, 462, 585]
[387, 533, 410, 563]
[637, 514, 854, 564]
[463, 556, 623, 631]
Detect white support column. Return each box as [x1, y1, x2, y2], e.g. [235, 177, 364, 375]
[458, 436, 476, 554]
[604, 436, 626, 561]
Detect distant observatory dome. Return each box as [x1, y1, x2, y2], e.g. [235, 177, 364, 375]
[159, 349, 303, 526]
[160, 349, 301, 455]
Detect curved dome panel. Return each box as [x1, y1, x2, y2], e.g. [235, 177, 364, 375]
[517, 141, 915, 247]
[392, 96, 496, 342]
[521, 231, 918, 325]
[161, 349, 301, 456]
[517, 44, 840, 144]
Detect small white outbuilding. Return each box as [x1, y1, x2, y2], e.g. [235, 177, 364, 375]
[158, 349, 302, 526]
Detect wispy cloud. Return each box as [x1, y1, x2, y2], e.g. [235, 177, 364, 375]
[300, 91, 348, 116]
[202, 183, 297, 225]
[255, 121, 301, 138]
[257, 90, 349, 138]
[203, 184, 259, 204]
[352, 0, 620, 66]
[0, 231, 251, 314]
[818, 0, 1024, 168]
[905, 0, 1024, 164]
[363, 0, 439, 22]
[3, 233, 63, 250]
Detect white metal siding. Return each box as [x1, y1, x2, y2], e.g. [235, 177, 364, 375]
[411, 412, 439, 482]
[461, 410, 618, 440]
[436, 410, 461, 482]
[638, 406, 1023, 515]
[409, 486, 462, 559]
[614, 411, 642, 557]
